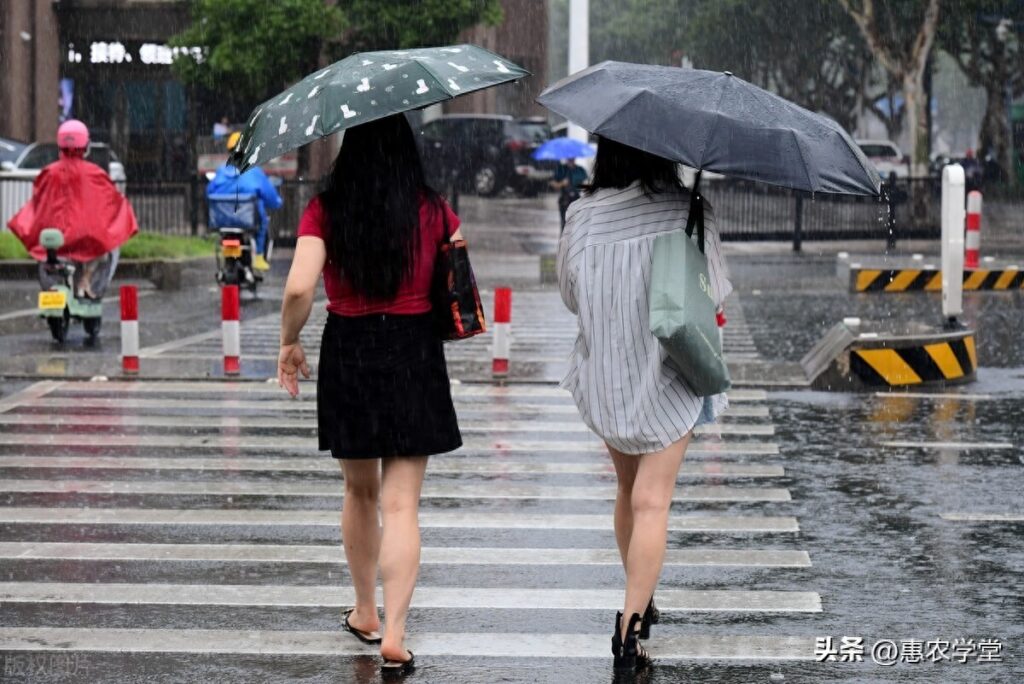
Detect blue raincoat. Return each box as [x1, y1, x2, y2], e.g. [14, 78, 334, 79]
[206, 164, 283, 254]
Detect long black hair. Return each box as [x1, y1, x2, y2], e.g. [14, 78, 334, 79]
[586, 136, 683, 195]
[319, 114, 441, 300]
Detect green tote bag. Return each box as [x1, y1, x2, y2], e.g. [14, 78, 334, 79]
[648, 190, 731, 396]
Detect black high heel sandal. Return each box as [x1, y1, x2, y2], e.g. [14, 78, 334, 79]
[612, 611, 652, 674]
[639, 596, 660, 640]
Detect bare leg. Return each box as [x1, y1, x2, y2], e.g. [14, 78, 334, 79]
[339, 459, 382, 634]
[378, 456, 429, 661]
[78, 259, 98, 298]
[608, 444, 639, 572]
[620, 433, 691, 640]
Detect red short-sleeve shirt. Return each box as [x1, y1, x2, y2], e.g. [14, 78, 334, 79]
[297, 194, 460, 316]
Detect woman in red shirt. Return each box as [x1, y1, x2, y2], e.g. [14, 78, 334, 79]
[278, 114, 463, 674]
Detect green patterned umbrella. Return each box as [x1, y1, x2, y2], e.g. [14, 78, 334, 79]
[230, 44, 529, 172]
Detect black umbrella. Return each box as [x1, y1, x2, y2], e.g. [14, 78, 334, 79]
[538, 61, 881, 197]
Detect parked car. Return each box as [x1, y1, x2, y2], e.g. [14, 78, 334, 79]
[1, 142, 127, 182]
[0, 137, 27, 165]
[417, 114, 556, 196]
[856, 139, 910, 179]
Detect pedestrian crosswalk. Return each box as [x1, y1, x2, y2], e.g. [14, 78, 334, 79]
[0, 290, 827, 676]
[0, 377, 821, 672]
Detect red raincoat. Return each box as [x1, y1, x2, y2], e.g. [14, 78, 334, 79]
[7, 155, 138, 262]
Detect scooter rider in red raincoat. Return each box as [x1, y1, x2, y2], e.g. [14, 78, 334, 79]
[8, 120, 138, 297]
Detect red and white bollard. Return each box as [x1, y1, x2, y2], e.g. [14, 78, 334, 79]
[222, 285, 241, 376]
[119, 285, 139, 374]
[492, 287, 512, 377]
[965, 190, 982, 269]
[716, 305, 726, 347]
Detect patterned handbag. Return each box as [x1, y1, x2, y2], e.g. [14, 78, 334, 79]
[431, 237, 487, 341]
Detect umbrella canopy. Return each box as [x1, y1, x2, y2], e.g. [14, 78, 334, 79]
[537, 61, 881, 196]
[230, 44, 528, 173]
[532, 137, 595, 161]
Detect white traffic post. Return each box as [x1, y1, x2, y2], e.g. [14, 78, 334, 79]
[119, 285, 139, 374]
[222, 285, 241, 375]
[567, 0, 589, 143]
[492, 287, 512, 377]
[941, 164, 966, 325]
[965, 190, 982, 269]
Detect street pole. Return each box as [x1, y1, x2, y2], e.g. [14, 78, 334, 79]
[567, 0, 589, 143]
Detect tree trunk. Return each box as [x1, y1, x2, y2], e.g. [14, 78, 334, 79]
[903, 73, 929, 177]
[979, 85, 1013, 184]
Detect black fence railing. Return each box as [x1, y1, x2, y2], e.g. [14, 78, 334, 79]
[4, 175, 1022, 250]
[703, 177, 946, 247]
[120, 178, 322, 240]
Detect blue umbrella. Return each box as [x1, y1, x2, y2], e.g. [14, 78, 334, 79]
[532, 137, 595, 161]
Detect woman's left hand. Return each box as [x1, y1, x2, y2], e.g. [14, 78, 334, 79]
[278, 342, 310, 397]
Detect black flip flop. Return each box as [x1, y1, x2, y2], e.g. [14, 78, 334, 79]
[381, 650, 415, 677]
[342, 608, 382, 645]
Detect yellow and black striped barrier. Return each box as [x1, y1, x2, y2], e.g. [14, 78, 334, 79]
[802, 322, 977, 391]
[851, 266, 1023, 293]
[849, 335, 977, 387]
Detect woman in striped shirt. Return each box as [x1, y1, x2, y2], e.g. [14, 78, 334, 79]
[556, 137, 732, 674]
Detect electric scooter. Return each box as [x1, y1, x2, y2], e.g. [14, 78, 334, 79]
[36, 227, 117, 344]
[208, 193, 268, 296]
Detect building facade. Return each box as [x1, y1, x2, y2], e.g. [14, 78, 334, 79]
[0, 1, 62, 145]
[1, 0, 549, 180]
[449, 0, 549, 119]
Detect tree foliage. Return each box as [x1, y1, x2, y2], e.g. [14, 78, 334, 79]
[171, 0, 502, 104]
[339, 0, 504, 53]
[589, 0, 694, 66]
[938, 1, 1024, 182]
[685, 0, 872, 132]
[170, 0, 346, 103]
[838, 0, 941, 174]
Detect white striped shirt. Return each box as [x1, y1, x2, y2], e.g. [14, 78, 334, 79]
[556, 182, 733, 455]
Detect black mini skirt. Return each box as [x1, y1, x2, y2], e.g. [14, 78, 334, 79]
[316, 312, 462, 459]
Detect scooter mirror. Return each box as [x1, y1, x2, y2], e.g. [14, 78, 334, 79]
[39, 228, 65, 250]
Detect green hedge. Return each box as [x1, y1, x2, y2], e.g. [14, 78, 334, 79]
[0, 231, 215, 260]
[0, 232, 29, 259]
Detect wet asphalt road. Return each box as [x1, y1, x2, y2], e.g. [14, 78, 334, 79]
[0, 194, 1022, 682]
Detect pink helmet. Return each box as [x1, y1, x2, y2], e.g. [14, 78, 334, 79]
[57, 119, 90, 150]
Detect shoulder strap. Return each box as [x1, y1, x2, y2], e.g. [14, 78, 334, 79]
[684, 170, 705, 254]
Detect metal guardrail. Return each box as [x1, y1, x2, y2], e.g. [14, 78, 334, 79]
[3, 175, 1021, 249]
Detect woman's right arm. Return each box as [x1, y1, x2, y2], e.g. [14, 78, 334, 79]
[278, 236, 326, 397]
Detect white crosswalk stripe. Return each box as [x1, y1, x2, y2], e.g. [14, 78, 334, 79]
[0, 542, 812, 567]
[0, 455, 785, 477]
[0, 479, 793, 502]
[0, 628, 817, 660]
[0, 295, 826, 670]
[0, 583, 822, 612]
